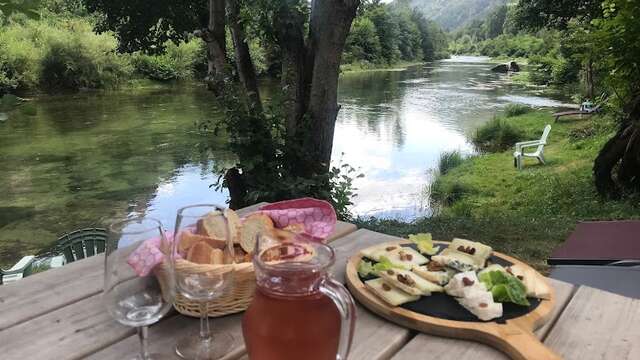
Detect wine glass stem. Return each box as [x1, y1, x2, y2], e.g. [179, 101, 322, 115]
[199, 302, 211, 342]
[138, 326, 150, 360]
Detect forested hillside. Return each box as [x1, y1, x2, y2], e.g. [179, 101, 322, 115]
[409, 0, 508, 30]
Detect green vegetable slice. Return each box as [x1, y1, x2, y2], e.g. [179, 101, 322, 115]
[357, 256, 403, 277]
[409, 233, 438, 255]
[479, 270, 530, 306]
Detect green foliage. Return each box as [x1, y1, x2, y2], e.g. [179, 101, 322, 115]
[343, 2, 449, 67]
[472, 116, 524, 152]
[504, 104, 531, 117]
[0, 15, 132, 92]
[437, 150, 464, 175]
[39, 20, 131, 90]
[131, 40, 204, 81]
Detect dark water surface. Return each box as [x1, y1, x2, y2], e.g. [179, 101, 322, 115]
[0, 56, 569, 265]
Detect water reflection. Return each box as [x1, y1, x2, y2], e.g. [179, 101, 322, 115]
[334, 56, 568, 219]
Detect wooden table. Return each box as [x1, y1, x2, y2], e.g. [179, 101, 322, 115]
[1, 204, 639, 360]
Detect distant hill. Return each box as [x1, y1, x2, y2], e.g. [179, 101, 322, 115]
[409, 0, 508, 31]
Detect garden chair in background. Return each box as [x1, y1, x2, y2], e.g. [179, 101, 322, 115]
[0, 255, 36, 284]
[513, 124, 552, 170]
[55, 228, 107, 263]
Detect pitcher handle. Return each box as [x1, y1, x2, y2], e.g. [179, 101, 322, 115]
[319, 276, 356, 360]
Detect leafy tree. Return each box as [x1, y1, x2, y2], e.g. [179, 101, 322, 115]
[344, 17, 381, 63]
[81, 0, 363, 214]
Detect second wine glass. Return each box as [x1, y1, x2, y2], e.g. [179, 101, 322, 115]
[172, 204, 236, 360]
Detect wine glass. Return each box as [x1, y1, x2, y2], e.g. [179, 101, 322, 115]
[104, 217, 174, 360]
[172, 204, 236, 360]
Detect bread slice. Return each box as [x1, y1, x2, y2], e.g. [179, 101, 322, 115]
[283, 223, 305, 234]
[365, 278, 419, 306]
[187, 241, 215, 264]
[197, 211, 228, 239]
[179, 231, 227, 253]
[239, 213, 274, 253]
[224, 208, 241, 244]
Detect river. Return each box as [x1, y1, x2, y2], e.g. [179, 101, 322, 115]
[0, 56, 569, 266]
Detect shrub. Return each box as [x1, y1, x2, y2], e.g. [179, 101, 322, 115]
[472, 117, 524, 152]
[0, 19, 43, 92]
[0, 17, 131, 92]
[428, 176, 469, 208]
[438, 150, 464, 175]
[40, 25, 132, 89]
[504, 103, 532, 117]
[132, 39, 204, 81]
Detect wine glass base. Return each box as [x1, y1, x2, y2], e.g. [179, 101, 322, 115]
[175, 332, 235, 360]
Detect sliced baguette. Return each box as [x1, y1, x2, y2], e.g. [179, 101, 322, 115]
[187, 241, 215, 264]
[240, 213, 274, 253]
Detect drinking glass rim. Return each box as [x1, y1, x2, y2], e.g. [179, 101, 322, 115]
[176, 203, 226, 218]
[109, 216, 164, 235]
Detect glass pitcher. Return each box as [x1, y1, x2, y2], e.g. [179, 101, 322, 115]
[242, 233, 356, 360]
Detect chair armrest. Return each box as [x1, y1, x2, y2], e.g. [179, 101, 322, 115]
[516, 141, 545, 151]
[2, 256, 36, 275]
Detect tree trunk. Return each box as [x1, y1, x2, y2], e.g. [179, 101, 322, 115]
[227, 0, 262, 113]
[594, 124, 631, 197]
[585, 59, 594, 99]
[204, 0, 227, 90]
[274, 0, 309, 137]
[305, 0, 360, 173]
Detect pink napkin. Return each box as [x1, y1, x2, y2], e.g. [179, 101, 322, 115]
[126, 233, 176, 277]
[258, 198, 336, 241]
[126, 198, 337, 276]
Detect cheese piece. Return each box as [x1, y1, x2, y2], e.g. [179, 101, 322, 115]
[360, 246, 429, 270]
[509, 264, 551, 300]
[444, 271, 487, 298]
[359, 244, 391, 261]
[457, 291, 503, 321]
[379, 268, 443, 295]
[449, 238, 493, 268]
[384, 247, 429, 269]
[432, 251, 479, 272]
[412, 266, 453, 285]
[365, 278, 420, 306]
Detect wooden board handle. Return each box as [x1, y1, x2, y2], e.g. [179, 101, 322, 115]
[492, 325, 562, 360]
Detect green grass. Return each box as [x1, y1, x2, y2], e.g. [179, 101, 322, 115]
[356, 110, 640, 271]
[438, 150, 464, 175]
[472, 116, 524, 152]
[503, 104, 532, 117]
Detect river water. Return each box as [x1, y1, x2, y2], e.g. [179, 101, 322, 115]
[0, 56, 569, 265]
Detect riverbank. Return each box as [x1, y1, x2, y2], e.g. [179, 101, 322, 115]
[356, 109, 640, 271]
[340, 60, 426, 74]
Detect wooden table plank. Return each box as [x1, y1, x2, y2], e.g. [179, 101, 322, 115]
[0, 293, 134, 360]
[86, 313, 245, 360]
[0, 254, 104, 331]
[544, 286, 640, 359]
[390, 279, 576, 360]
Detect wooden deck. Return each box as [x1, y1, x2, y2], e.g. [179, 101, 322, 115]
[1, 203, 639, 359]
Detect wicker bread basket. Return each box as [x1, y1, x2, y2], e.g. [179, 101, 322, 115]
[155, 258, 256, 318]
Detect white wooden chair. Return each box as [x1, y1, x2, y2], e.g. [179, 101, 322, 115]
[0, 255, 36, 284]
[513, 124, 551, 170]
